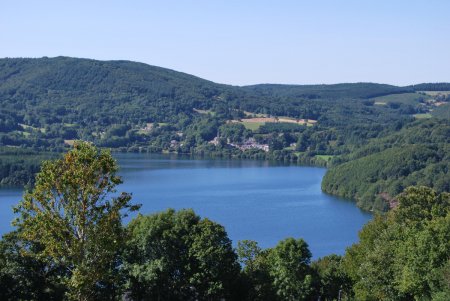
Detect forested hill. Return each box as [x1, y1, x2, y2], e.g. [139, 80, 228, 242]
[1, 56, 436, 151]
[322, 119, 450, 211]
[0, 57, 446, 122]
[0, 56, 414, 98]
[0, 56, 449, 211]
[0, 57, 219, 94]
[0, 57, 223, 124]
[242, 82, 411, 99]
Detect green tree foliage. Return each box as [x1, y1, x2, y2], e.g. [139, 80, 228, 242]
[13, 141, 140, 300]
[408, 83, 450, 91]
[1, 181, 449, 300]
[0, 147, 56, 186]
[311, 254, 352, 301]
[343, 187, 450, 300]
[0, 231, 66, 300]
[237, 239, 315, 301]
[259, 123, 305, 134]
[219, 123, 249, 143]
[123, 209, 241, 300]
[0, 57, 430, 156]
[237, 240, 278, 301]
[322, 119, 450, 211]
[269, 238, 314, 300]
[1, 57, 449, 209]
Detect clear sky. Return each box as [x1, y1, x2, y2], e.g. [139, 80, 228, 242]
[1, 0, 449, 86]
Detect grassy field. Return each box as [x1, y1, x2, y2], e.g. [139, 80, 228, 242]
[283, 146, 296, 151]
[64, 139, 76, 146]
[420, 91, 450, 96]
[193, 108, 216, 116]
[237, 116, 317, 130]
[371, 93, 426, 105]
[413, 113, 432, 119]
[315, 155, 334, 162]
[12, 130, 31, 137]
[18, 123, 46, 133]
[242, 121, 265, 131]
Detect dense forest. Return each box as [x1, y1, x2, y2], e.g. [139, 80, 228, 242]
[0, 147, 56, 186]
[0, 57, 449, 211]
[1, 143, 448, 300]
[322, 119, 450, 211]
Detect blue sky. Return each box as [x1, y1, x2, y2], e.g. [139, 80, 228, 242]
[1, 0, 449, 85]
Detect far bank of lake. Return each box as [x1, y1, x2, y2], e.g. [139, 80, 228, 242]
[0, 153, 371, 258]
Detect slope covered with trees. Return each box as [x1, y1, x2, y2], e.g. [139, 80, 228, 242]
[0, 56, 427, 154]
[0, 147, 56, 186]
[343, 187, 450, 300]
[0, 57, 449, 211]
[322, 119, 450, 211]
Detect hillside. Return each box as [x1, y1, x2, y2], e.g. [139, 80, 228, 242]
[0, 57, 437, 150]
[322, 119, 450, 211]
[0, 56, 449, 211]
[0, 57, 221, 128]
[242, 82, 411, 99]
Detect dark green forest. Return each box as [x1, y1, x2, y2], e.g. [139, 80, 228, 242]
[322, 119, 450, 211]
[1, 143, 448, 300]
[0, 57, 449, 212]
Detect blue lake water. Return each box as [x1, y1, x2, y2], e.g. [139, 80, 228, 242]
[0, 153, 372, 258]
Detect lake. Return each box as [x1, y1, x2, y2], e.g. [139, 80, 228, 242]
[0, 153, 372, 258]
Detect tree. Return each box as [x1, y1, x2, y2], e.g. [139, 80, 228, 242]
[311, 254, 352, 301]
[123, 209, 241, 300]
[237, 240, 262, 271]
[237, 240, 277, 301]
[0, 231, 66, 300]
[269, 238, 314, 301]
[343, 187, 450, 300]
[14, 141, 140, 301]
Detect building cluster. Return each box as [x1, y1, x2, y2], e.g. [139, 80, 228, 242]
[210, 137, 269, 152]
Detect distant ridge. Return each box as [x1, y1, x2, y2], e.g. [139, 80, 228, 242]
[1, 56, 448, 92]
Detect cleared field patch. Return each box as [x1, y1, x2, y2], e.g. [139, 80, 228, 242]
[240, 117, 317, 125]
[242, 121, 265, 131]
[413, 113, 432, 119]
[18, 123, 46, 133]
[233, 116, 317, 131]
[193, 108, 215, 115]
[12, 130, 31, 137]
[371, 93, 427, 105]
[283, 145, 296, 151]
[316, 155, 334, 162]
[420, 91, 450, 96]
[277, 117, 317, 125]
[64, 139, 76, 146]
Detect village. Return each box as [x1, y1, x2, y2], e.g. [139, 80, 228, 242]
[209, 136, 269, 152]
